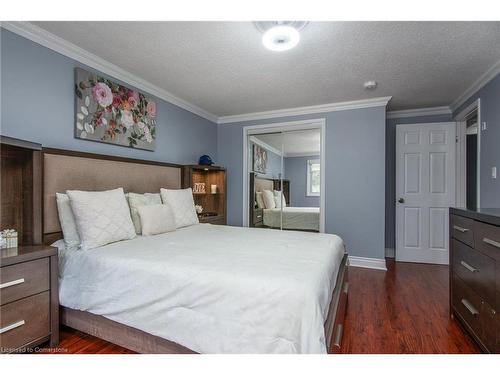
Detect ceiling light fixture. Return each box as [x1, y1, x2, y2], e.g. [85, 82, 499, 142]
[255, 21, 308, 52]
[262, 25, 300, 52]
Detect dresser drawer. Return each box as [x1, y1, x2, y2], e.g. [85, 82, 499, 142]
[0, 291, 50, 351]
[475, 221, 500, 262]
[0, 258, 50, 305]
[450, 214, 475, 247]
[480, 299, 497, 353]
[451, 239, 496, 306]
[452, 275, 482, 335]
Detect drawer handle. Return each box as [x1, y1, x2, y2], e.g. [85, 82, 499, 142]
[0, 278, 25, 289]
[461, 299, 479, 316]
[483, 237, 500, 249]
[460, 261, 478, 273]
[333, 323, 343, 348]
[453, 225, 470, 233]
[0, 320, 25, 334]
[256, 215, 262, 219]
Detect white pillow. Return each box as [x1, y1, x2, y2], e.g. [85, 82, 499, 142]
[255, 192, 265, 209]
[274, 190, 286, 208]
[136, 204, 176, 236]
[160, 188, 199, 228]
[66, 188, 136, 250]
[262, 190, 276, 209]
[126, 192, 162, 234]
[56, 193, 81, 249]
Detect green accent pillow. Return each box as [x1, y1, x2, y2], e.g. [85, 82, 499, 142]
[126, 192, 162, 234]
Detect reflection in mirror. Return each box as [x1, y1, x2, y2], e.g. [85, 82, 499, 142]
[247, 128, 321, 233]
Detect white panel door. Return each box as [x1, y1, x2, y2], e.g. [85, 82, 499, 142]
[396, 123, 456, 264]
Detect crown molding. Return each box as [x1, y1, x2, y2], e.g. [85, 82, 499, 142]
[218, 96, 392, 124]
[284, 151, 320, 158]
[386, 106, 452, 119]
[450, 58, 500, 112]
[1, 21, 219, 123]
[248, 136, 282, 156]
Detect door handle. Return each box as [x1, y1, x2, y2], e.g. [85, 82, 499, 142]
[398, 198, 405, 204]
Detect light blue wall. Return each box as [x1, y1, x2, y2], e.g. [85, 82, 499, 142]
[453, 72, 500, 208]
[0, 29, 217, 165]
[385, 113, 453, 249]
[284, 155, 320, 207]
[218, 106, 387, 260]
[248, 140, 282, 179]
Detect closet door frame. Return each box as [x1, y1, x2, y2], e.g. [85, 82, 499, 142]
[242, 118, 326, 232]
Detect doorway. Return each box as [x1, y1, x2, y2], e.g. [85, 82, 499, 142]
[395, 122, 456, 264]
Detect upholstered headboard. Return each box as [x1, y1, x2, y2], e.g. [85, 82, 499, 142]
[43, 149, 182, 243]
[254, 177, 274, 193]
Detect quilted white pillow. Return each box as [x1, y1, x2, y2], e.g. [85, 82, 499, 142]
[160, 188, 199, 228]
[56, 193, 81, 249]
[136, 204, 176, 235]
[67, 188, 136, 250]
[262, 190, 276, 209]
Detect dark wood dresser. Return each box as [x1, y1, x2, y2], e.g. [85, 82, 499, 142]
[0, 246, 59, 353]
[449, 207, 500, 353]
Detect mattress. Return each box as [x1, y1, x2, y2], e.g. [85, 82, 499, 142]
[263, 207, 320, 231]
[57, 224, 345, 353]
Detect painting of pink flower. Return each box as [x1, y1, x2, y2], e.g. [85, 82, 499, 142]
[75, 68, 156, 150]
[92, 82, 113, 108]
[147, 101, 156, 118]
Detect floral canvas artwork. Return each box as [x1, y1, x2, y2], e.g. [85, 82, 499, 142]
[74, 68, 156, 150]
[253, 144, 268, 174]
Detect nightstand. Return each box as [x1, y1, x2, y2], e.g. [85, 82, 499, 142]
[0, 245, 59, 353]
[253, 208, 264, 227]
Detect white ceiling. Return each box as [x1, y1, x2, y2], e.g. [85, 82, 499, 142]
[254, 129, 320, 157]
[32, 21, 500, 117]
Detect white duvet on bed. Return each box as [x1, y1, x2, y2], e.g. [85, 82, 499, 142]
[58, 224, 345, 354]
[263, 207, 320, 231]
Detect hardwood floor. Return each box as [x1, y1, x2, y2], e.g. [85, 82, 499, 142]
[43, 259, 479, 354]
[341, 259, 479, 353]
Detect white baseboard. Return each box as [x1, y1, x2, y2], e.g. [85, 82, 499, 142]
[348, 256, 387, 271]
[385, 247, 395, 258]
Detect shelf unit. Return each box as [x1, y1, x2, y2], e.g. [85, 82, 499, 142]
[183, 165, 226, 225]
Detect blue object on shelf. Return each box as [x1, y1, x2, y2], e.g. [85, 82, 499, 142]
[198, 155, 214, 166]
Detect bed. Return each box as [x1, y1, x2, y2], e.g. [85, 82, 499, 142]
[263, 207, 320, 231]
[253, 176, 320, 232]
[42, 148, 349, 354]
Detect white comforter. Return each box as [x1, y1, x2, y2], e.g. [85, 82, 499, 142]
[264, 207, 320, 231]
[58, 224, 345, 354]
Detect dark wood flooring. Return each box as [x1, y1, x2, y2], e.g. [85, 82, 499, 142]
[42, 259, 479, 354]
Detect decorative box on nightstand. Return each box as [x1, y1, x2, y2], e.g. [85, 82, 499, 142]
[0, 245, 59, 353]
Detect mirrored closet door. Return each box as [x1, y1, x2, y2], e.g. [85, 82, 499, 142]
[248, 128, 321, 232]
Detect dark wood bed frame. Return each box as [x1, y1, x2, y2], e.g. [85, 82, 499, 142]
[39, 146, 349, 354]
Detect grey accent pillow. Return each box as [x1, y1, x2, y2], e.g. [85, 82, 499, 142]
[136, 204, 176, 236]
[126, 192, 162, 234]
[56, 193, 81, 249]
[160, 188, 199, 228]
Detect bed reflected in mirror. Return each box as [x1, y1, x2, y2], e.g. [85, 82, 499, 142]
[248, 128, 321, 232]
